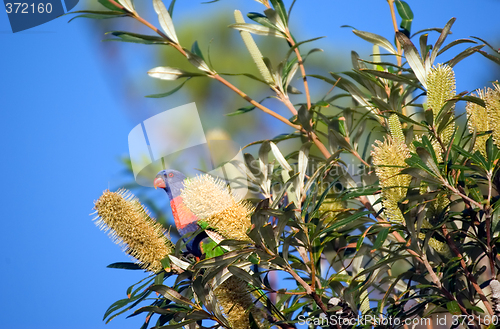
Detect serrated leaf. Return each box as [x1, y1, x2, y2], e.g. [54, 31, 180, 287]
[153, 0, 179, 44]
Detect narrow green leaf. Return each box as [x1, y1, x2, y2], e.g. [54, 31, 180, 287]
[68, 11, 127, 22]
[227, 104, 256, 116]
[269, 0, 288, 26]
[185, 49, 213, 73]
[396, 32, 427, 88]
[247, 12, 279, 30]
[150, 285, 196, 307]
[372, 228, 390, 251]
[148, 67, 204, 80]
[190, 41, 205, 61]
[167, 0, 176, 16]
[395, 0, 413, 20]
[429, 17, 456, 67]
[229, 23, 286, 38]
[446, 301, 461, 315]
[352, 30, 397, 55]
[107, 262, 143, 270]
[153, 0, 179, 43]
[98, 0, 123, 11]
[146, 78, 190, 98]
[118, 0, 134, 12]
[447, 45, 484, 67]
[270, 142, 292, 171]
[105, 31, 168, 45]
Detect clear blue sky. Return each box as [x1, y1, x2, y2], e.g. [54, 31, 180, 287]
[0, 1, 499, 328]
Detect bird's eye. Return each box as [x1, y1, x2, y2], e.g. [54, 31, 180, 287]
[168, 173, 174, 178]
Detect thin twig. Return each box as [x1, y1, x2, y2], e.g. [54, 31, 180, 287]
[285, 32, 312, 110]
[286, 266, 340, 329]
[442, 225, 495, 316]
[387, 0, 402, 68]
[212, 74, 300, 129]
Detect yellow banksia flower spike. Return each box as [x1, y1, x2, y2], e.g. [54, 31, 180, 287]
[485, 83, 500, 147]
[388, 114, 405, 144]
[418, 221, 452, 258]
[93, 189, 173, 273]
[234, 10, 275, 86]
[372, 137, 412, 223]
[426, 63, 456, 147]
[215, 276, 257, 329]
[181, 175, 253, 241]
[466, 89, 489, 156]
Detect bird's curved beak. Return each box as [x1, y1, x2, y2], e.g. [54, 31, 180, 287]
[153, 177, 166, 189]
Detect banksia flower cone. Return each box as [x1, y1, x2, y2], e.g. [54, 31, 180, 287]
[93, 189, 173, 272]
[215, 276, 256, 329]
[181, 175, 253, 241]
[466, 89, 489, 156]
[426, 63, 456, 147]
[490, 279, 500, 316]
[485, 83, 500, 147]
[388, 114, 405, 144]
[372, 137, 411, 223]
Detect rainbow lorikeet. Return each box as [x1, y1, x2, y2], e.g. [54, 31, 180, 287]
[153, 169, 222, 258]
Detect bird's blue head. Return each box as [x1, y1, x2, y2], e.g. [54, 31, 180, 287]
[154, 169, 186, 199]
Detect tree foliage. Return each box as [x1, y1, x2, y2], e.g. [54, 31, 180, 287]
[77, 0, 500, 328]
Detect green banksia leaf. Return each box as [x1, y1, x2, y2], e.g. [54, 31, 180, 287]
[466, 89, 489, 156]
[357, 274, 371, 315]
[229, 23, 286, 39]
[413, 134, 443, 162]
[148, 66, 204, 80]
[426, 63, 456, 146]
[181, 175, 253, 241]
[118, 0, 134, 13]
[93, 189, 173, 273]
[153, 0, 178, 44]
[234, 10, 275, 85]
[485, 83, 500, 148]
[372, 137, 411, 223]
[388, 114, 405, 144]
[418, 220, 452, 258]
